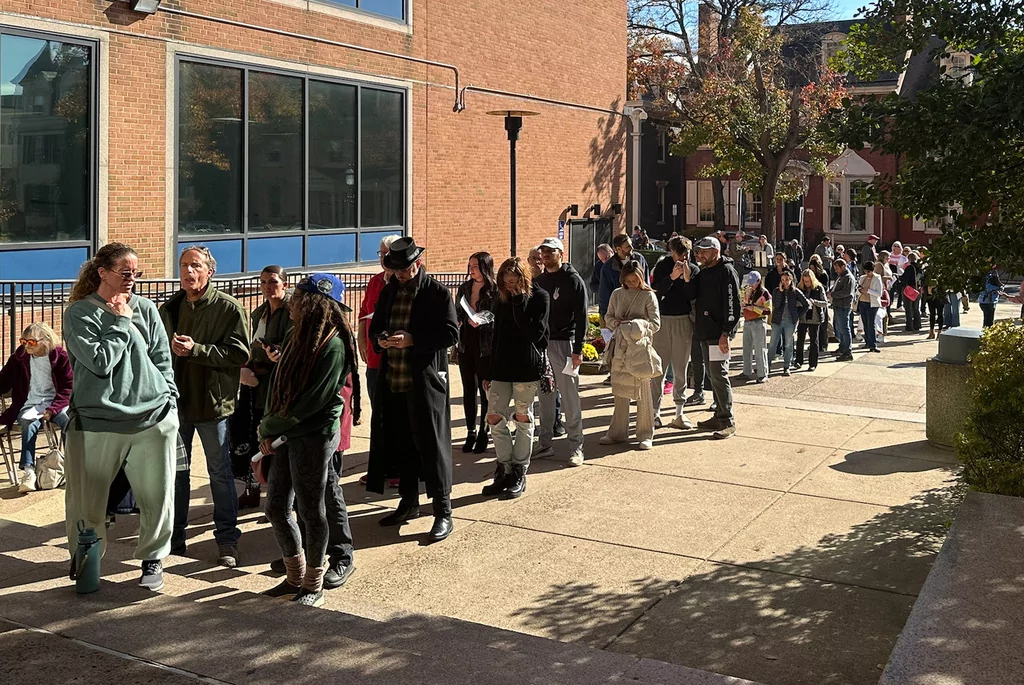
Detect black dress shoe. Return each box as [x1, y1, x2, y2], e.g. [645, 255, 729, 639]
[481, 464, 510, 497]
[501, 464, 527, 500]
[427, 516, 453, 542]
[323, 562, 356, 589]
[269, 558, 286, 574]
[462, 431, 477, 453]
[379, 500, 421, 527]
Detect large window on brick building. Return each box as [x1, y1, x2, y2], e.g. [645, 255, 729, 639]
[0, 29, 94, 279]
[177, 58, 406, 274]
[317, 0, 406, 22]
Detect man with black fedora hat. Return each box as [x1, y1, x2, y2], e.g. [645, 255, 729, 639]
[367, 237, 460, 542]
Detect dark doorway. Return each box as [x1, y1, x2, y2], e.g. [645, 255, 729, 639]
[783, 197, 804, 243]
[569, 219, 612, 299]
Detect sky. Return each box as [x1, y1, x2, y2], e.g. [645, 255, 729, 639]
[834, 0, 868, 20]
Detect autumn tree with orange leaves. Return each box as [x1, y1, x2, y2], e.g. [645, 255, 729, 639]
[630, 2, 846, 242]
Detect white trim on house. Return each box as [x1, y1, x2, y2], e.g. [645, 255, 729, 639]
[265, 0, 414, 35]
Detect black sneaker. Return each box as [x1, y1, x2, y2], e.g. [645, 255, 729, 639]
[553, 421, 567, 437]
[293, 588, 325, 607]
[684, 394, 706, 407]
[139, 560, 164, 591]
[263, 580, 301, 599]
[697, 417, 727, 432]
[323, 562, 356, 590]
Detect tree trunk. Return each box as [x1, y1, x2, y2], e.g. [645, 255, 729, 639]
[712, 177, 726, 233]
[761, 170, 782, 246]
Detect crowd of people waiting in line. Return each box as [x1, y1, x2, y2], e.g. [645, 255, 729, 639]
[1, 229, 1019, 609]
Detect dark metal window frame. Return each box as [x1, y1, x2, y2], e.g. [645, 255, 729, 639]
[311, 0, 408, 24]
[174, 54, 407, 275]
[0, 25, 99, 258]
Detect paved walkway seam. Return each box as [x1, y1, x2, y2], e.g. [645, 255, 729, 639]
[731, 392, 926, 423]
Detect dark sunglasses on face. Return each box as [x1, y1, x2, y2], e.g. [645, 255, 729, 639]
[114, 269, 143, 280]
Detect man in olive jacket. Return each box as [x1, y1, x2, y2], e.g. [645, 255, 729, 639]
[160, 246, 250, 567]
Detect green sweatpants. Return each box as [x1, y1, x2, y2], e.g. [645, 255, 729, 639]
[64, 412, 179, 562]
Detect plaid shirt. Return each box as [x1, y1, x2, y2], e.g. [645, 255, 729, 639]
[386, 273, 418, 393]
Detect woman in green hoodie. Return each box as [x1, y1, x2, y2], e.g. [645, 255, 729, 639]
[258, 273, 353, 608]
[62, 242, 179, 592]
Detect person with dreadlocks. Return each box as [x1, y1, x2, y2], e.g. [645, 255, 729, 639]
[258, 273, 356, 607]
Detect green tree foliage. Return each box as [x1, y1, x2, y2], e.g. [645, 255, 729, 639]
[955, 322, 1024, 496]
[837, 1, 1024, 290]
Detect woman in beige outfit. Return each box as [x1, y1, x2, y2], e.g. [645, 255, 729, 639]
[600, 261, 662, 450]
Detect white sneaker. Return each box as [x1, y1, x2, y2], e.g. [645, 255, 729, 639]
[638, 440, 653, 451]
[568, 449, 585, 466]
[598, 436, 620, 446]
[670, 417, 693, 430]
[533, 445, 555, 460]
[18, 469, 37, 493]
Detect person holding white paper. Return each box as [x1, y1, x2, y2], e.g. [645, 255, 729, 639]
[601, 261, 661, 450]
[456, 252, 497, 454]
[681, 237, 742, 439]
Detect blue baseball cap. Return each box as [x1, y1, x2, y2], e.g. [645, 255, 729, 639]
[295, 273, 352, 311]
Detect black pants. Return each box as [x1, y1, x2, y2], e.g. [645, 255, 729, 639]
[980, 302, 996, 327]
[265, 430, 338, 569]
[689, 333, 712, 394]
[457, 334, 488, 434]
[906, 297, 923, 331]
[796, 323, 820, 367]
[296, 450, 354, 567]
[927, 299, 944, 331]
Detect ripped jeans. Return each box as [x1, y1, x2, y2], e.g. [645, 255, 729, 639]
[487, 381, 539, 467]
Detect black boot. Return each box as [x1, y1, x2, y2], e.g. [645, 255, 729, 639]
[427, 496, 453, 542]
[502, 464, 527, 500]
[481, 463, 510, 496]
[379, 498, 421, 527]
[462, 430, 477, 453]
[472, 425, 490, 454]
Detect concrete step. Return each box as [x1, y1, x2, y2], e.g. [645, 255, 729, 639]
[0, 550, 762, 685]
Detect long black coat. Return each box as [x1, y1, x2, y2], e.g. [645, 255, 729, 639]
[366, 270, 459, 497]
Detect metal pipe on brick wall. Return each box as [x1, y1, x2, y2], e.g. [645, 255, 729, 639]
[153, 5, 466, 112]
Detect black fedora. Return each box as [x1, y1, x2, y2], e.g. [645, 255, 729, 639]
[383, 237, 425, 270]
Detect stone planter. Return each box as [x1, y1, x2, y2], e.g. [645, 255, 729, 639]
[579, 361, 604, 375]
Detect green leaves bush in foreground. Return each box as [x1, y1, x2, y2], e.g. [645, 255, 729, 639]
[956, 322, 1024, 496]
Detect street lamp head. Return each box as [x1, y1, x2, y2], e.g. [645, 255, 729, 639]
[128, 0, 162, 14]
[485, 110, 540, 118]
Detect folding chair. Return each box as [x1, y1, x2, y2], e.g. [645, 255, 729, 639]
[0, 395, 18, 485]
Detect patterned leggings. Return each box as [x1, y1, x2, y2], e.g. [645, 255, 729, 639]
[265, 430, 339, 569]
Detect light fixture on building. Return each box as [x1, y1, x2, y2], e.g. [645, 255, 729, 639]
[590, 204, 602, 216]
[611, 203, 623, 215]
[345, 167, 355, 187]
[129, 0, 163, 14]
[568, 204, 579, 217]
[487, 109, 540, 257]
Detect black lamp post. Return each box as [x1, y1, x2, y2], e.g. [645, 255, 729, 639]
[488, 110, 539, 256]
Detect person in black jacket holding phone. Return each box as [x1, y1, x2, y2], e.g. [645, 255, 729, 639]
[367, 238, 460, 544]
[679, 237, 741, 439]
[481, 257, 549, 499]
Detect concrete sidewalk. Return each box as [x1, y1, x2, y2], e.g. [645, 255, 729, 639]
[0, 299, 1004, 684]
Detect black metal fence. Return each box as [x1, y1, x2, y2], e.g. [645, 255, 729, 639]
[0, 271, 466, 361]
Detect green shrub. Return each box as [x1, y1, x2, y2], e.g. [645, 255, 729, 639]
[955, 322, 1024, 496]
[636, 248, 667, 266]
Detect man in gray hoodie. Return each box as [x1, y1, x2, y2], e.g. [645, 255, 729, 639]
[831, 258, 857, 361]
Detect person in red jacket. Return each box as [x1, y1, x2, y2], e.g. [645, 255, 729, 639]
[0, 322, 73, 492]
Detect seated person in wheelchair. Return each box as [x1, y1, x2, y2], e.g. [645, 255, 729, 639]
[0, 322, 73, 492]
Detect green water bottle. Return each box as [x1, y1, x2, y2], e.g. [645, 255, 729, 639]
[74, 520, 102, 595]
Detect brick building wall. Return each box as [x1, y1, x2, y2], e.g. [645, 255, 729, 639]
[0, 0, 626, 276]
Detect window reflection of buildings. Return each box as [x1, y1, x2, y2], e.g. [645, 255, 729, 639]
[1, 39, 90, 244]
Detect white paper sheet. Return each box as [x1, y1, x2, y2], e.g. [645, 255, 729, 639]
[708, 345, 730, 362]
[459, 295, 495, 325]
[562, 357, 579, 377]
[20, 406, 41, 421]
[601, 328, 613, 344]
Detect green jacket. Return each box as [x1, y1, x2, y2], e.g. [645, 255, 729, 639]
[159, 285, 250, 423]
[259, 334, 345, 442]
[63, 293, 178, 434]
